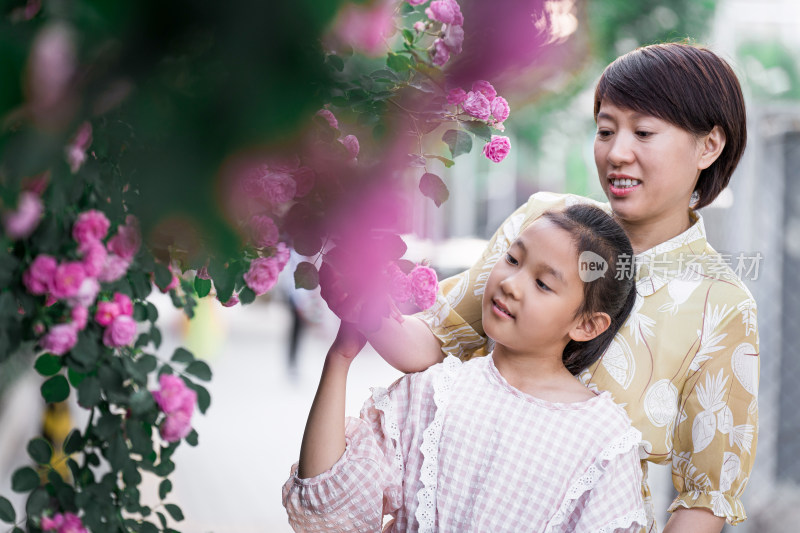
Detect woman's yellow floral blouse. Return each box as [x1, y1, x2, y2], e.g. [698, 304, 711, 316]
[417, 192, 759, 527]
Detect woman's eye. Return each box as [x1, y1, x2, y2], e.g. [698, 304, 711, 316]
[596, 130, 612, 138]
[635, 130, 653, 138]
[505, 253, 518, 266]
[536, 279, 550, 291]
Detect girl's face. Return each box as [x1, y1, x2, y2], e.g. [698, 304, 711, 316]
[482, 218, 585, 357]
[594, 101, 709, 227]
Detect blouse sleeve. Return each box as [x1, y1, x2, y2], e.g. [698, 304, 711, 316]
[415, 192, 575, 360]
[282, 382, 410, 532]
[668, 287, 759, 525]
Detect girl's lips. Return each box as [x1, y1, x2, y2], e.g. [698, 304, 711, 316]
[492, 299, 514, 319]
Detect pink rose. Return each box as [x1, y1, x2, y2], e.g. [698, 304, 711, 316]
[95, 300, 120, 326]
[97, 253, 130, 283]
[483, 135, 511, 163]
[315, 109, 338, 129]
[50, 262, 86, 300]
[71, 305, 88, 330]
[413, 21, 426, 32]
[249, 215, 279, 248]
[471, 80, 497, 101]
[333, 2, 395, 57]
[107, 216, 141, 260]
[244, 257, 281, 296]
[387, 263, 412, 304]
[274, 242, 291, 270]
[490, 96, 510, 123]
[23, 254, 57, 295]
[59, 512, 88, 533]
[262, 172, 296, 205]
[41, 513, 64, 531]
[407, 0, 428, 5]
[41, 324, 78, 355]
[431, 38, 450, 66]
[446, 87, 467, 105]
[410, 265, 438, 310]
[67, 277, 100, 308]
[72, 209, 110, 246]
[221, 293, 240, 307]
[113, 292, 133, 316]
[340, 135, 360, 158]
[462, 91, 491, 120]
[152, 374, 196, 416]
[160, 411, 193, 442]
[2, 191, 43, 240]
[442, 23, 464, 54]
[425, 0, 455, 24]
[102, 314, 136, 347]
[79, 240, 107, 277]
[65, 122, 93, 173]
[291, 166, 315, 198]
[156, 273, 179, 293]
[196, 265, 210, 280]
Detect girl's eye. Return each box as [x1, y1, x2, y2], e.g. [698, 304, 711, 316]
[536, 279, 551, 291]
[505, 252, 519, 266]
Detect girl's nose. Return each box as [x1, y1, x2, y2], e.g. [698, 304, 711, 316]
[499, 275, 522, 300]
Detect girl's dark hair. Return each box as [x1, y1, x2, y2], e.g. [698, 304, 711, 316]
[594, 42, 747, 209]
[542, 204, 636, 375]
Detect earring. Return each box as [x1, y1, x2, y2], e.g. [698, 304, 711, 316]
[690, 191, 700, 206]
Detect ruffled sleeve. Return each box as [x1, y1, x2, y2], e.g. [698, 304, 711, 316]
[547, 427, 647, 533]
[416, 192, 600, 361]
[668, 286, 759, 525]
[282, 387, 407, 532]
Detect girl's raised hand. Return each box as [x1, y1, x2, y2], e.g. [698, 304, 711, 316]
[328, 321, 368, 360]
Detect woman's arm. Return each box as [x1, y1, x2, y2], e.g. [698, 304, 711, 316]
[297, 324, 365, 478]
[663, 508, 724, 533]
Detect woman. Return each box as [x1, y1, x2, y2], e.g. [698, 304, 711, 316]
[360, 43, 759, 532]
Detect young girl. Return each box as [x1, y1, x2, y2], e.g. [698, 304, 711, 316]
[283, 204, 647, 532]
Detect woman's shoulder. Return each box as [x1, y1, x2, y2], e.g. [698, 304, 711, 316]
[694, 242, 758, 306]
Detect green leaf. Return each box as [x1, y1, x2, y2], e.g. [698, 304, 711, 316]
[442, 129, 472, 158]
[27, 438, 52, 464]
[294, 261, 319, 290]
[11, 467, 38, 492]
[63, 429, 84, 455]
[239, 287, 256, 305]
[123, 461, 142, 487]
[461, 121, 493, 141]
[41, 375, 70, 403]
[164, 503, 184, 522]
[107, 433, 128, 472]
[77, 376, 102, 408]
[67, 368, 86, 387]
[171, 348, 194, 364]
[127, 420, 153, 457]
[326, 54, 344, 72]
[140, 521, 159, 533]
[146, 302, 159, 322]
[194, 277, 212, 298]
[129, 270, 152, 300]
[0, 495, 16, 523]
[387, 53, 412, 72]
[187, 382, 211, 414]
[424, 154, 455, 168]
[185, 429, 199, 447]
[419, 173, 450, 207]
[156, 511, 167, 528]
[150, 326, 162, 349]
[159, 479, 172, 500]
[34, 354, 62, 376]
[129, 389, 155, 416]
[133, 302, 148, 322]
[402, 28, 415, 44]
[25, 487, 48, 517]
[153, 263, 173, 291]
[185, 361, 212, 381]
[69, 329, 100, 370]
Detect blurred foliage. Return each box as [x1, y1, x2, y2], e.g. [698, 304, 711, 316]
[738, 39, 800, 101]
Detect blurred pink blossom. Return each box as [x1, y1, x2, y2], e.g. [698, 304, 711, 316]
[95, 301, 121, 327]
[462, 91, 491, 120]
[51, 262, 86, 300]
[58, 512, 88, 533]
[413, 21, 426, 32]
[244, 167, 296, 205]
[333, 1, 395, 56]
[407, 0, 428, 5]
[315, 109, 338, 129]
[196, 265, 210, 280]
[67, 277, 100, 309]
[158, 274, 179, 293]
[340, 135, 360, 159]
[431, 39, 450, 66]
[107, 216, 141, 260]
[483, 135, 511, 163]
[80, 241, 107, 277]
[274, 242, 291, 270]
[72, 209, 110, 246]
[102, 315, 136, 347]
[98, 253, 130, 283]
[27, 24, 77, 125]
[244, 257, 280, 296]
[491, 96, 510, 123]
[249, 215, 279, 248]
[447, 87, 468, 105]
[291, 166, 316, 198]
[471, 80, 497, 101]
[71, 305, 88, 330]
[426, 0, 456, 24]
[40, 513, 64, 531]
[2, 191, 43, 240]
[65, 121, 93, 173]
[23, 254, 57, 295]
[152, 374, 196, 416]
[410, 265, 438, 310]
[41, 324, 78, 355]
[221, 293, 240, 307]
[387, 263, 412, 304]
[160, 411, 193, 442]
[114, 292, 134, 316]
[442, 24, 464, 55]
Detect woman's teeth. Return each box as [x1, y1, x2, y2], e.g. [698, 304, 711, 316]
[612, 178, 639, 188]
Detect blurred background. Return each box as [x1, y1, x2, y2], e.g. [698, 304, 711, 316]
[2, 0, 800, 531]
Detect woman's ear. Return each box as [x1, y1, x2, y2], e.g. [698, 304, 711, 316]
[569, 312, 611, 342]
[698, 125, 726, 170]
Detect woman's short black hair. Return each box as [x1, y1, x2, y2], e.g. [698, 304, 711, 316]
[594, 42, 747, 209]
[542, 204, 637, 375]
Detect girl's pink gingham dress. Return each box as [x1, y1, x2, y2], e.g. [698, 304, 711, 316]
[283, 355, 647, 532]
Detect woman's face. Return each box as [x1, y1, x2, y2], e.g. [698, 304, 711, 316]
[594, 101, 707, 227]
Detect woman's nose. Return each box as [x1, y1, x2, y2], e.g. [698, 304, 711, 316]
[607, 133, 635, 167]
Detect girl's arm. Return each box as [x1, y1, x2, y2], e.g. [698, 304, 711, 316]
[364, 314, 444, 373]
[297, 324, 366, 479]
[663, 508, 724, 533]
